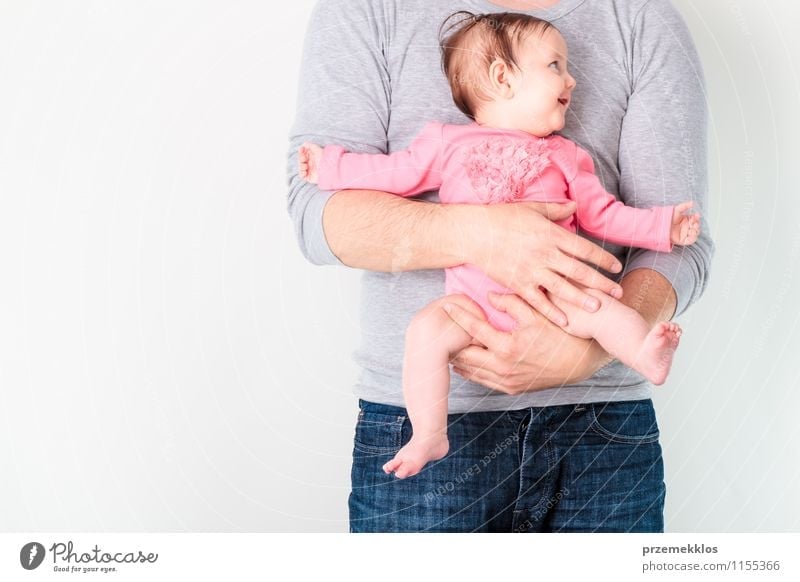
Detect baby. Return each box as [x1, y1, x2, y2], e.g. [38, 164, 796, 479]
[298, 12, 701, 479]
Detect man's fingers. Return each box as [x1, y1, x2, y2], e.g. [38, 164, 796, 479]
[539, 271, 609, 314]
[452, 363, 512, 394]
[450, 345, 493, 371]
[557, 232, 622, 274]
[449, 350, 505, 388]
[519, 284, 568, 326]
[551, 255, 623, 299]
[443, 302, 505, 349]
[532, 201, 577, 221]
[488, 292, 536, 325]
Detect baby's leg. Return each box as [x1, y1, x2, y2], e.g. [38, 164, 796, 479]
[550, 289, 681, 385]
[382, 294, 486, 479]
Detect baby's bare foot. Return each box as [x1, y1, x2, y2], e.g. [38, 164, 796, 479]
[382, 434, 449, 479]
[634, 321, 682, 385]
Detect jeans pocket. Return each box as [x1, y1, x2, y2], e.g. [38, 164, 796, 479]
[353, 409, 407, 455]
[589, 400, 660, 445]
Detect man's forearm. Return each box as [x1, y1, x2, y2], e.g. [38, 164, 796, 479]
[322, 189, 468, 272]
[620, 268, 678, 325]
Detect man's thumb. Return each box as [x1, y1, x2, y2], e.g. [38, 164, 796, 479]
[542, 201, 577, 221]
[523, 201, 575, 221]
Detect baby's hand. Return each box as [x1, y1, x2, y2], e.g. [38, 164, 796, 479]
[670, 201, 701, 246]
[298, 142, 323, 184]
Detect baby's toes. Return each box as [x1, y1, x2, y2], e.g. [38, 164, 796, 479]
[382, 458, 401, 474]
[669, 325, 682, 346]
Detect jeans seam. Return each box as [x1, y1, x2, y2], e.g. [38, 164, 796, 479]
[511, 415, 531, 520]
[589, 404, 660, 445]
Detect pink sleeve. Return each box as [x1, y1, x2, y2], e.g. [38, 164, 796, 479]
[569, 144, 674, 253]
[316, 121, 444, 197]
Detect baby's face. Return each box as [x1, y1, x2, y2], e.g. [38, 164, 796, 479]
[509, 28, 576, 136]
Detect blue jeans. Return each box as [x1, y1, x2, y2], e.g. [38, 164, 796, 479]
[349, 398, 665, 532]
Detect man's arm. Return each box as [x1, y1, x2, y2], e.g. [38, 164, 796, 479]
[564, 0, 710, 376]
[322, 190, 463, 272]
[620, 268, 677, 326]
[322, 191, 629, 322]
[617, 0, 715, 317]
[286, 0, 390, 267]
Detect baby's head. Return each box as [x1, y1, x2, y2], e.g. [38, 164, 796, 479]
[440, 11, 576, 137]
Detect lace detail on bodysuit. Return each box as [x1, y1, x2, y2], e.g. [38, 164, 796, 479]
[460, 136, 551, 203]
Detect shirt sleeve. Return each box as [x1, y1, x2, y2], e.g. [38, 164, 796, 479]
[617, 0, 715, 316]
[569, 144, 674, 253]
[317, 122, 445, 196]
[286, 0, 390, 266]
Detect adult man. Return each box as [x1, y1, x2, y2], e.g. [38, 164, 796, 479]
[287, 0, 713, 532]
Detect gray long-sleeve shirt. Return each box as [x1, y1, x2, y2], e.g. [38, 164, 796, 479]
[287, 0, 715, 412]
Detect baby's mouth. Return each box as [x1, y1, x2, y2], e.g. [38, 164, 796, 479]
[558, 98, 570, 107]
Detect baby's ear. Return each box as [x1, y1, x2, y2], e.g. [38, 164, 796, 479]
[488, 59, 515, 98]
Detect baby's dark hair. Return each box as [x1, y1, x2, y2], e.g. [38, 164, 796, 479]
[439, 11, 556, 120]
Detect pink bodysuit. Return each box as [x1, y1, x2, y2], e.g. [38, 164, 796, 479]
[317, 121, 674, 332]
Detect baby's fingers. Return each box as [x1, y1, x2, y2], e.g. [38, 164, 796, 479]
[682, 216, 700, 244]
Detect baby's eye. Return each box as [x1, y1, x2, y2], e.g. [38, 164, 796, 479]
[548, 61, 560, 71]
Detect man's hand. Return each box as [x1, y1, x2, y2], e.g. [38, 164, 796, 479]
[323, 194, 624, 327]
[445, 292, 612, 394]
[446, 268, 677, 394]
[450, 201, 624, 327]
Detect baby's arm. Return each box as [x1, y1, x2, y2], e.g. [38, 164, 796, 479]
[568, 143, 701, 252]
[296, 121, 445, 197]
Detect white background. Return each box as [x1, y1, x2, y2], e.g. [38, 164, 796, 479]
[0, 0, 798, 532]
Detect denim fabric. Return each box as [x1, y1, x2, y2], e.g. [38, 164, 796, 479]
[349, 398, 665, 532]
